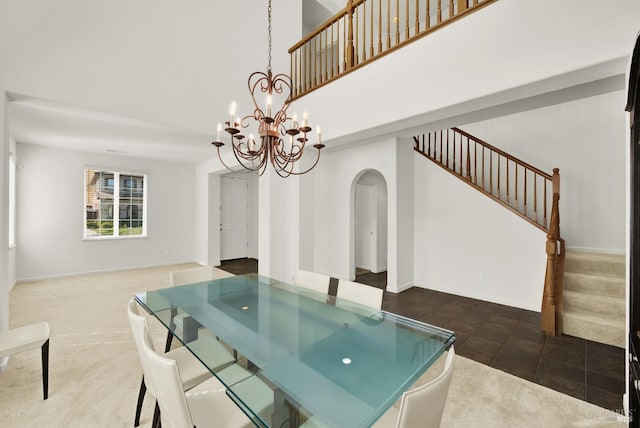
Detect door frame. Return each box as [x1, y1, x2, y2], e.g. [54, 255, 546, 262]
[626, 31, 640, 427]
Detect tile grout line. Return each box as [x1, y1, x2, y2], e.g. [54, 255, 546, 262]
[532, 334, 549, 382]
[584, 339, 588, 401]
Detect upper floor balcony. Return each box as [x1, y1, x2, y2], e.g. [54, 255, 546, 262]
[290, 0, 496, 100]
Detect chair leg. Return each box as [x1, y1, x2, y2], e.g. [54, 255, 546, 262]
[164, 307, 177, 353]
[152, 401, 161, 428]
[164, 330, 174, 353]
[41, 339, 49, 400]
[134, 376, 146, 427]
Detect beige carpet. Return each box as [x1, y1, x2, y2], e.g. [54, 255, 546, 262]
[0, 264, 625, 427]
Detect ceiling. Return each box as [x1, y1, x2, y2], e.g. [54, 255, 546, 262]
[8, 93, 214, 164]
[7, 1, 338, 165]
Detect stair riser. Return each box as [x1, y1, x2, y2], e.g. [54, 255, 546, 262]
[562, 313, 624, 348]
[564, 273, 625, 299]
[563, 295, 625, 319]
[564, 257, 625, 277]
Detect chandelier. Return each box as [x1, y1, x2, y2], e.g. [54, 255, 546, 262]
[212, 0, 324, 177]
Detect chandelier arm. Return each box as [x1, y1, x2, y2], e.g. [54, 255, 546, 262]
[248, 71, 271, 113]
[230, 140, 261, 172]
[271, 151, 294, 178]
[283, 147, 323, 176]
[269, 73, 292, 97]
[215, 146, 258, 175]
[270, 142, 297, 169]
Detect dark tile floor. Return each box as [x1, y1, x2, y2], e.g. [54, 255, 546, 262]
[218, 259, 625, 411]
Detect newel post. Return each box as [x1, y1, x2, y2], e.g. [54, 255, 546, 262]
[541, 168, 562, 335]
[346, 0, 355, 69]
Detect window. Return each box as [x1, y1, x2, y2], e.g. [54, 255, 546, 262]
[84, 169, 147, 239]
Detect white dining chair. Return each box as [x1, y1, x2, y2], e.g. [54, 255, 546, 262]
[128, 299, 234, 427]
[336, 279, 383, 310]
[170, 265, 216, 287]
[373, 346, 456, 428]
[0, 321, 50, 400]
[140, 327, 272, 428]
[295, 269, 331, 295]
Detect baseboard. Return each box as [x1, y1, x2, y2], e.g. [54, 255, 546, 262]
[387, 282, 413, 294]
[415, 283, 540, 312]
[371, 264, 388, 274]
[16, 260, 197, 283]
[565, 246, 625, 255]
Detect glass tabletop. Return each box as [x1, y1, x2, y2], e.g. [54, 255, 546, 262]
[135, 274, 455, 428]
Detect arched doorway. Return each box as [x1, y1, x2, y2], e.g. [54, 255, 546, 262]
[626, 32, 640, 427]
[351, 169, 388, 289]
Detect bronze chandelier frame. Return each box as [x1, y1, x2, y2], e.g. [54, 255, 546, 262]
[212, 1, 324, 178]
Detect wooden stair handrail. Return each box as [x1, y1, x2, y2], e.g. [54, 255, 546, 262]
[288, 0, 497, 100]
[451, 127, 553, 180]
[414, 127, 563, 336]
[413, 128, 556, 232]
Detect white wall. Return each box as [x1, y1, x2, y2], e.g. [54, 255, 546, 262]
[15, 144, 196, 280]
[258, 169, 300, 283]
[461, 90, 627, 253]
[8, 136, 16, 290]
[301, 0, 640, 146]
[414, 154, 547, 311]
[396, 140, 414, 291]
[298, 168, 316, 271]
[1, 96, 8, 338]
[312, 137, 415, 290]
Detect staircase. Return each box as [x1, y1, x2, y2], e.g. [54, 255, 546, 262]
[414, 127, 564, 336]
[562, 251, 625, 348]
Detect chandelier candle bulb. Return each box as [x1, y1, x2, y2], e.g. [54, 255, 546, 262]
[266, 95, 272, 118]
[216, 123, 222, 141]
[292, 112, 298, 129]
[249, 134, 256, 152]
[317, 126, 322, 144]
[302, 111, 308, 127]
[229, 101, 237, 127]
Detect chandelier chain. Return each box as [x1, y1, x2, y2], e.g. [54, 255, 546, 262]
[267, 0, 272, 73]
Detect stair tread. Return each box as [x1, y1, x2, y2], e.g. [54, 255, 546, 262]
[564, 271, 625, 281]
[563, 289, 624, 302]
[564, 251, 625, 277]
[562, 309, 625, 323]
[565, 251, 625, 263]
[562, 311, 624, 348]
[563, 289, 625, 319]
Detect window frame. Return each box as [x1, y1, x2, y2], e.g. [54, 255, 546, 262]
[83, 168, 148, 240]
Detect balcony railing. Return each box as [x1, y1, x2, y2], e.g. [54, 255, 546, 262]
[289, 0, 496, 100]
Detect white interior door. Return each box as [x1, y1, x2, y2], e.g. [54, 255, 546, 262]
[355, 183, 377, 271]
[220, 175, 248, 260]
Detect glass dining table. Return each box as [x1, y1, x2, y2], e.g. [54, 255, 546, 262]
[135, 274, 455, 428]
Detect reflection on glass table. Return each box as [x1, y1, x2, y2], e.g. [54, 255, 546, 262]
[135, 274, 455, 428]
